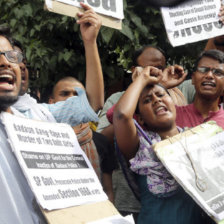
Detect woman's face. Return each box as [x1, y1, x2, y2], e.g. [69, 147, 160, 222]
[137, 85, 176, 132]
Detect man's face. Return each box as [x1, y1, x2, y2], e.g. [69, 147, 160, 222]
[0, 36, 21, 111]
[50, 80, 84, 103]
[137, 85, 176, 132]
[13, 46, 29, 95]
[192, 56, 224, 100]
[137, 47, 166, 70]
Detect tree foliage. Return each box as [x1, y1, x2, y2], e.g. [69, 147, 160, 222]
[0, 0, 205, 99]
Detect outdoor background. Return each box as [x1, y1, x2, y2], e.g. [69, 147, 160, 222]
[0, 0, 206, 101]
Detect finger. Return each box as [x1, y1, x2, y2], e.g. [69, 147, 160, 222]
[132, 67, 142, 81]
[150, 67, 162, 78]
[77, 12, 99, 24]
[77, 17, 98, 26]
[77, 10, 97, 19]
[80, 2, 92, 11]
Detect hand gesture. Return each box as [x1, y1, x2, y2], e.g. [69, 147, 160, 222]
[161, 65, 187, 89]
[134, 66, 163, 86]
[77, 3, 102, 44]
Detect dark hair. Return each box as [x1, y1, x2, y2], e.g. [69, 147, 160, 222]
[132, 45, 166, 67]
[135, 83, 170, 114]
[194, 49, 224, 71]
[11, 38, 25, 53]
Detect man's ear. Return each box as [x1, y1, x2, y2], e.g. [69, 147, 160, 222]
[48, 97, 55, 104]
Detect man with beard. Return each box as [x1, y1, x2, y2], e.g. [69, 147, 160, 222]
[0, 33, 47, 223]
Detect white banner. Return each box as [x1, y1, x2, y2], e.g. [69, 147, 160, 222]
[47, 0, 124, 20]
[161, 0, 224, 47]
[1, 113, 107, 210]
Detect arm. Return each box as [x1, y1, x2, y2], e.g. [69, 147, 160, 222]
[113, 66, 162, 160]
[77, 3, 104, 112]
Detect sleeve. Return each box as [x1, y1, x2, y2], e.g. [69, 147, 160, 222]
[96, 91, 124, 132]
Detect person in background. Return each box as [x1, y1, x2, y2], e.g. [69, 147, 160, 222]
[49, 76, 117, 202]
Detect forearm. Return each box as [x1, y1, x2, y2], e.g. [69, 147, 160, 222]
[84, 40, 104, 112]
[114, 78, 145, 121]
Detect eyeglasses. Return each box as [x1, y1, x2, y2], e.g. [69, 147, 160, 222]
[0, 50, 23, 64]
[196, 67, 224, 77]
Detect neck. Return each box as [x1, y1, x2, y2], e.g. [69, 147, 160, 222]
[193, 95, 220, 119]
[158, 125, 179, 140]
[0, 107, 12, 114]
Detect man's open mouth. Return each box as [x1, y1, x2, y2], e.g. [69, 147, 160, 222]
[0, 71, 16, 91]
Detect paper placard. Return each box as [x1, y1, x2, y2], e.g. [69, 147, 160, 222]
[154, 122, 224, 223]
[1, 112, 107, 211]
[45, 0, 122, 30]
[161, 0, 224, 46]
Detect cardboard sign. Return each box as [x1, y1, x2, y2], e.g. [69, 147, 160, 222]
[161, 0, 224, 46]
[1, 112, 107, 211]
[154, 122, 224, 223]
[45, 0, 122, 29]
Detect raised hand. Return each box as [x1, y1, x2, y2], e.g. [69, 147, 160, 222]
[77, 3, 102, 43]
[161, 65, 187, 89]
[134, 66, 163, 86]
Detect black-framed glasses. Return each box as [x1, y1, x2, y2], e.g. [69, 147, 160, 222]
[197, 66, 224, 77]
[0, 50, 23, 64]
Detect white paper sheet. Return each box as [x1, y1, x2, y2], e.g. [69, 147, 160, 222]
[1, 112, 107, 210]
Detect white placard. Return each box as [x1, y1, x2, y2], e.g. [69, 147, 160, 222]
[155, 127, 224, 222]
[48, 0, 124, 20]
[161, 0, 224, 47]
[1, 112, 107, 210]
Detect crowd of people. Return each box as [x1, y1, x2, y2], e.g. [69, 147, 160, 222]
[1, 1, 224, 224]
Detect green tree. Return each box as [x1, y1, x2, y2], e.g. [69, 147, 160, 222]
[0, 0, 205, 100]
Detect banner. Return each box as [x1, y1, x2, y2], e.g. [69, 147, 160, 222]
[1, 112, 107, 210]
[161, 0, 224, 46]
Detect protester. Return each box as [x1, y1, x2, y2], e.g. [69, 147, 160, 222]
[49, 76, 117, 202]
[113, 66, 204, 224]
[96, 46, 188, 221]
[175, 50, 224, 129]
[0, 32, 47, 224]
[13, 3, 103, 125]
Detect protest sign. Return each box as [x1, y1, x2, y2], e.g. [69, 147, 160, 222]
[161, 0, 224, 47]
[1, 112, 107, 211]
[45, 0, 122, 29]
[154, 122, 224, 223]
